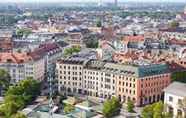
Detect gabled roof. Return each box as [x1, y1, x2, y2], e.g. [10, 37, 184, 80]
[29, 43, 61, 60]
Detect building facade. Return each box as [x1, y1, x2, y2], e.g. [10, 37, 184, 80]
[0, 52, 45, 83]
[57, 58, 171, 106]
[164, 82, 186, 118]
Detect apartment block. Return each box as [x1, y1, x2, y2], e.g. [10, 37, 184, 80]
[0, 52, 45, 83]
[57, 58, 171, 106]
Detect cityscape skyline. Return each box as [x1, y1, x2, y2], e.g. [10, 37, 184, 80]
[0, 0, 186, 3]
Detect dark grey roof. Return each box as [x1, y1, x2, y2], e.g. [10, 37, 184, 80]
[164, 82, 186, 97]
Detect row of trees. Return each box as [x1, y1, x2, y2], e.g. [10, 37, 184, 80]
[0, 77, 41, 118]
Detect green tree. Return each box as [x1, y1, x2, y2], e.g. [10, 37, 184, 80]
[153, 102, 164, 118]
[142, 101, 172, 118]
[127, 100, 134, 113]
[64, 104, 75, 114]
[64, 46, 81, 57]
[96, 19, 102, 27]
[0, 78, 41, 117]
[0, 69, 11, 96]
[102, 97, 121, 118]
[16, 28, 32, 37]
[11, 112, 27, 118]
[169, 21, 179, 28]
[171, 71, 186, 83]
[142, 104, 154, 118]
[85, 39, 99, 48]
[0, 101, 20, 118]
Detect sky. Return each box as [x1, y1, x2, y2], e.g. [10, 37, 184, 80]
[0, 0, 186, 3]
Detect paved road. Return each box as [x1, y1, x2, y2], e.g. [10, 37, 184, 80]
[114, 107, 142, 118]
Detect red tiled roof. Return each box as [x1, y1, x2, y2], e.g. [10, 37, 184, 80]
[29, 43, 60, 60]
[168, 38, 186, 45]
[0, 53, 32, 64]
[123, 35, 144, 43]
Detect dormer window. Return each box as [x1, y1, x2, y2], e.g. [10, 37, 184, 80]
[7, 59, 12, 62]
[20, 59, 24, 63]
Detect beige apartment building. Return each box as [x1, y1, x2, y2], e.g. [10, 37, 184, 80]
[57, 58, 171, 106]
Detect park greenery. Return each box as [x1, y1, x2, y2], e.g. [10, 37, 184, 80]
[16, 28, 32, 37]
[64, 46, 81, 57]
[127, 100, 135, 113]
[0, 69, 11, 96]
[102, 97, 121, 118]
[0, 77, 40, 118]
[141, 101, 172, 118]
[171, 71, 186, 83]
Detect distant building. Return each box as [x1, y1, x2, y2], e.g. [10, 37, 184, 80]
[164, 82, 186, 118]
[30, 43, 63, 75]
[114, 0, 118, 7]
[57, 58, 171, 106]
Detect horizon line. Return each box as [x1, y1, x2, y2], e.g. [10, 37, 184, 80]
[0, 1, 186, 3]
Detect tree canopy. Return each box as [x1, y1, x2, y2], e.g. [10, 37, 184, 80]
[64, 46, 81, 57]
[171, 71, 186, 83]
[102, 97, 121, 118]
[64, 104, 75, 114]
[169, 21, 179, 28]
[0, 69, 11, 96]
[96, 18, 102, 27]
[16, 28, 32, 37]
[141, 101, 172, 118]
[127, 99, 135, 113]
[0, 78, 40, 118]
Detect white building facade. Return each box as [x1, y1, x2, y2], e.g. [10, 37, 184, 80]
[164, 82, 186, 118]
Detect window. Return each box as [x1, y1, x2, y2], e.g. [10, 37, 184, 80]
[178, 99, 182, 104]
[169, 96, 173, 102]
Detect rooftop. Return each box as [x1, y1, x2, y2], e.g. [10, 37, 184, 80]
[164, 82, 186, 97]
[0, 52, 32, 64]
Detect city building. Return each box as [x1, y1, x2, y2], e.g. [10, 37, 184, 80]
[57, 58, 171, 106]
[0, 52, 45, 83]
[164, 82, 186, 118]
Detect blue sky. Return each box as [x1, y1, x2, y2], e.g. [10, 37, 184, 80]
[1, 0, 186, 3]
